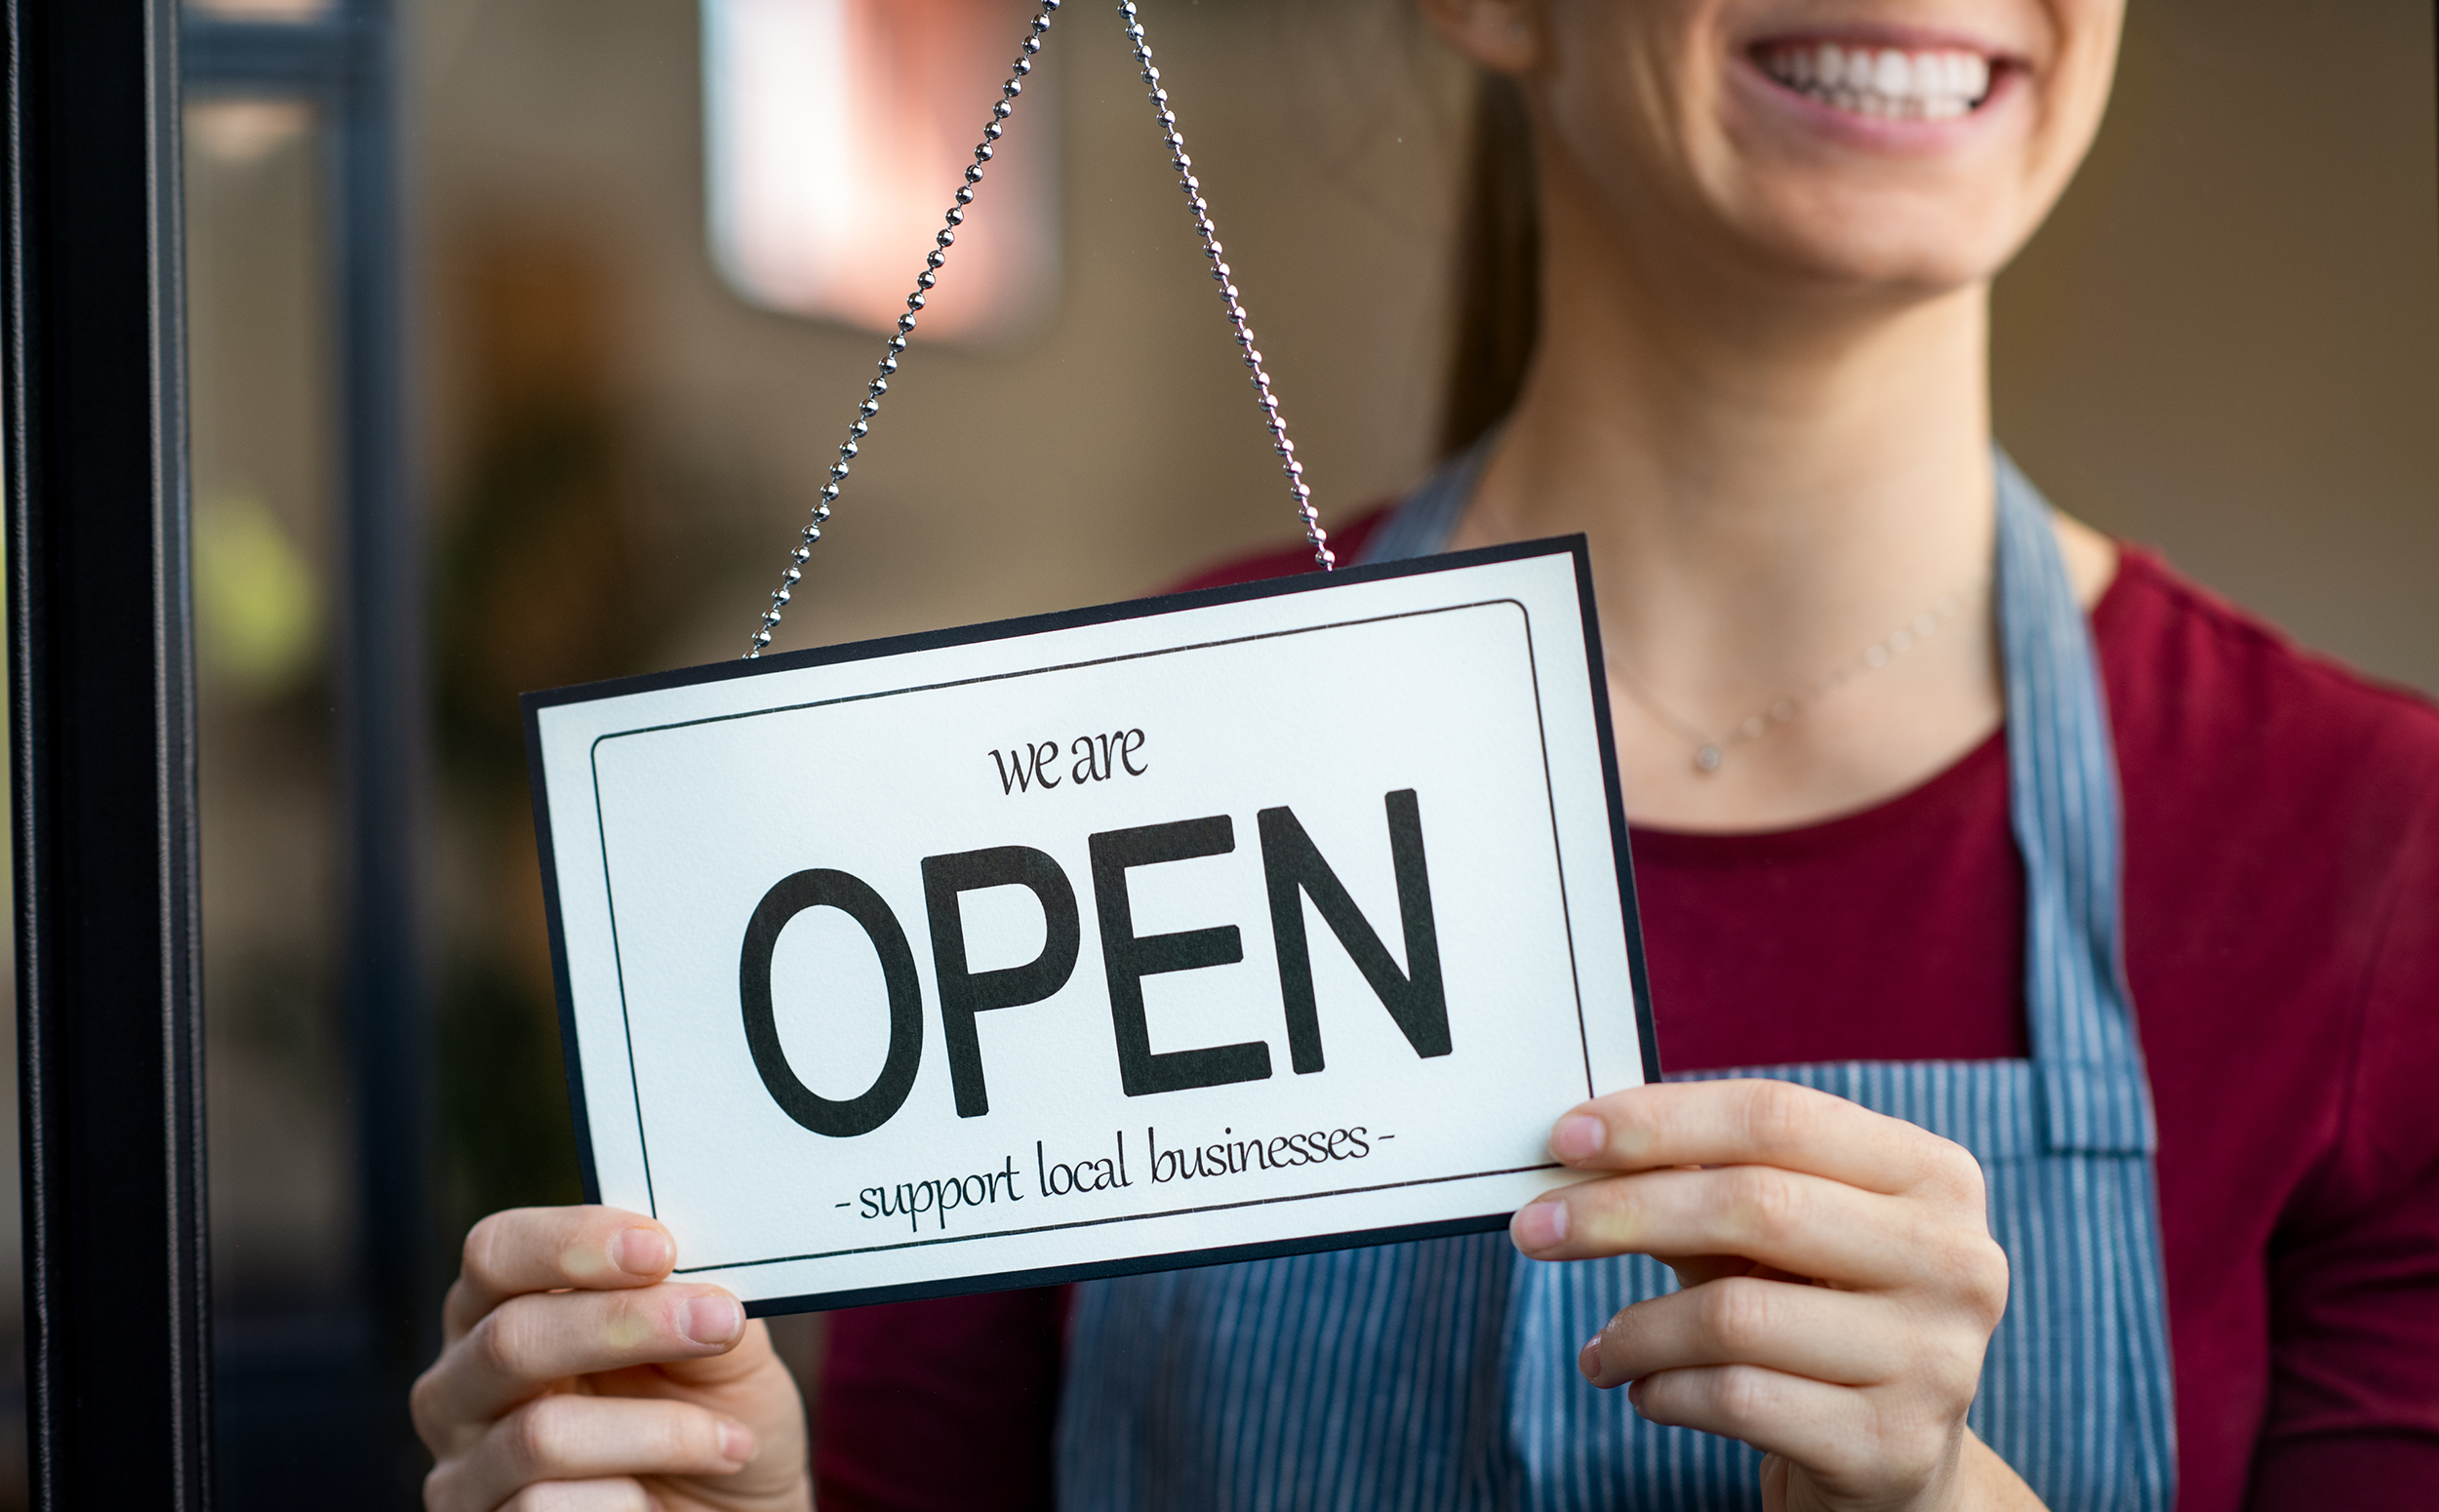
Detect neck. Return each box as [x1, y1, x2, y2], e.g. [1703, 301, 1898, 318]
[1451, 173, 2014, 829]
[1478, 204, 1999, 688]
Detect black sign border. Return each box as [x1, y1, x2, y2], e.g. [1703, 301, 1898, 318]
[523, 534, 1662, 1315]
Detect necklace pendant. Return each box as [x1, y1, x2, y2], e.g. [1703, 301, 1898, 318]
[1693, 743, 1723, 775]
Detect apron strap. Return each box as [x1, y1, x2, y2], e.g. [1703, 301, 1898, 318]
[1355, 439, 1491, 567]
[1992, 455, 2156, 1157]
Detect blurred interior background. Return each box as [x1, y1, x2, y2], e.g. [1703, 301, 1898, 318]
[0, 0, 2430, 1504]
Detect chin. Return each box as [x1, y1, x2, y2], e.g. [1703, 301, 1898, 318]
[1728, 185, 2030, 294]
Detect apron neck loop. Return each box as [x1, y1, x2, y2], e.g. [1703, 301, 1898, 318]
[1993, 452, 2155, 1156]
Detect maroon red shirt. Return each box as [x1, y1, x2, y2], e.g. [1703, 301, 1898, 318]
[818, 511, 2439, 1510]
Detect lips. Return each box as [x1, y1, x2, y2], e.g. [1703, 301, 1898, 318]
[1753, 40, 1995, 121]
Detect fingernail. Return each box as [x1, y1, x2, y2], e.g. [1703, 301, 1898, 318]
[612, 1226, 673, 1277]
[1509, 1200, 1568, 1253]
[718, 1419, 757, 1464]
[1577, 1333, 1601, 1380]
[681, 1295, 744, 1346]
[1626, 1378, 1644, 1409]
[1550, 1114, 1605, 1164]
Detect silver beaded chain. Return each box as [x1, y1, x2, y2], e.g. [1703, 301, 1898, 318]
[1119, 0, 1331, 575]
[746, 0, 1061, 657]
[747, 0, 1330, 659]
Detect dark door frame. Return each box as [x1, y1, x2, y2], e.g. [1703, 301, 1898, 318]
[6, 0, 210, 1504]
[8, 0, 420, 1506]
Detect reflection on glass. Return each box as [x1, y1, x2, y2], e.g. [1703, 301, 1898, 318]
[702, 0, 1060, 341]
[184, 91, 353, 1359]
[185, 0, 336, 20]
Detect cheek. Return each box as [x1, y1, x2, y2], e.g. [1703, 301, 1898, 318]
[2032, 3, 2124, 183]
[1983, 0, 2122, 226]
[1536, 18, 1738, 252]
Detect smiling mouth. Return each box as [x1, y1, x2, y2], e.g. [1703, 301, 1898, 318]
[1754, 41, 1995, 121]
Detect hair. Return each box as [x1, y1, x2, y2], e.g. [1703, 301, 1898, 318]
[1436, 70, 1541, 460]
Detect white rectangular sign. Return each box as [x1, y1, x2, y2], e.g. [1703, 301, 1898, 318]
[526, 537, 1659, 1312]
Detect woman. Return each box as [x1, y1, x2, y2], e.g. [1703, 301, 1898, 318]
[412, 0, 2439, 1507]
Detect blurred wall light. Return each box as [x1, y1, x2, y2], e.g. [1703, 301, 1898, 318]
[188, 98, 313, 168]
[702, 0, 1060, 342]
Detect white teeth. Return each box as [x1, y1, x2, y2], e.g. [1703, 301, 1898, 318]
[1758, 40, 1994, 121]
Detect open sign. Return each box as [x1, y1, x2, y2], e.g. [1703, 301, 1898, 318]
[526, 538, 1657, 1312]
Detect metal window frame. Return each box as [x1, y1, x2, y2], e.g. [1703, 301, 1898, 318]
[182, 0, 427, 1504]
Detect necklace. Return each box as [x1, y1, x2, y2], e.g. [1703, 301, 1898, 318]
[1613, 583, 1979, 775]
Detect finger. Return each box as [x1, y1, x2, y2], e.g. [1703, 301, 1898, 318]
[428, 1394, 754, 1512]
[495, 1479, 655, 1512]
[620, 1314, 785, 1395]
[1579, 1275, 1910, 1390]
[448, 1208, 677, 1341]
[1511, 1164, 2002, 1294]
[1630, 1363, 1948, 1489]
[1546, 1080, 1984, 1204]
[415, 1284, 747, 1437]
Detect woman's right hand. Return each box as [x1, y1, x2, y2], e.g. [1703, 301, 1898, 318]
[413, 1205, 812, 1511]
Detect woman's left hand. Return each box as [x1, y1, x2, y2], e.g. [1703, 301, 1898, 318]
[1508, 1079, 2040, 1512]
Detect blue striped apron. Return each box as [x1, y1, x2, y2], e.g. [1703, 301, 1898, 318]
[1057, 451, 2177, 1510]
